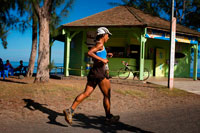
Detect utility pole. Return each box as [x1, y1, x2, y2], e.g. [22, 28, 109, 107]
[168, 0, 176, 90]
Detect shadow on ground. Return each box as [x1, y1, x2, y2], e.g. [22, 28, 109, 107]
[72, 113, 153, 133]
[0, 78, 27, 84]
[22, 99, 66, 127]
[22, 99, 153, 132]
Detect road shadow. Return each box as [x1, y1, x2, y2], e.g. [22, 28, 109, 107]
[72, 113, 153, 133]
[22, 99, 67, 127]
[0, 78, 27, 84]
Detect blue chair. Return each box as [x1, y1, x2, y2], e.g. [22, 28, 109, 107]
[4, 70, 9, 79]
[0, 71, 2, 78]
[3, 65, 14, 77]
[21, 66, 27, 74]
[14, 66, 27, 75]
[8, 68, 14, 76]
[0, 70, 8, 80]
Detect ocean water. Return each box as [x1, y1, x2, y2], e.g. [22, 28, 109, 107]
[3, 61, 64, 74]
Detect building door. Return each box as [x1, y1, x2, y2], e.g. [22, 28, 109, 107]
[155, 48, 166, 77]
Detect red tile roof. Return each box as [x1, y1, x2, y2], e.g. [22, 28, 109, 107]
[62, 6, 200, 37]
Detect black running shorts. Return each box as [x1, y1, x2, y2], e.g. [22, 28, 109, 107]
[87, 62, 107, 84]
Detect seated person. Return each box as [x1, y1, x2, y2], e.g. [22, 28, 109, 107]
[5, 60, 13, 70]
[4, 60, 14, 76]
[14, 60, 23, 72]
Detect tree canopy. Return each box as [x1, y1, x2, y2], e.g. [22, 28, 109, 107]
[0, 0, 31, 49]
[183, 0, 200, 30]
[0, 0, 16, 49]
[110, 0, 200, 31]
[0, 0, 74, 82]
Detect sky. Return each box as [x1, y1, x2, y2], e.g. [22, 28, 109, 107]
[0, 0, 122, 63]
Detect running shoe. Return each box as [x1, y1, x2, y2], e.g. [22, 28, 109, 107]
[105, 114, 120, 124]
[63, 109, 74, 125]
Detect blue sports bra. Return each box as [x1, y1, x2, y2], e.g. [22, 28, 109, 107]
[96, 46, 107, 59]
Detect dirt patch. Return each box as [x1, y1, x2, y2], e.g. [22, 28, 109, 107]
[0, 76, 200, 133]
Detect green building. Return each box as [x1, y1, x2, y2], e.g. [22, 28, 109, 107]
[53, 6, 200, 80]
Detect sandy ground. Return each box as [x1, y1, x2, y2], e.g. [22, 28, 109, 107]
[0, 76, 200, 133]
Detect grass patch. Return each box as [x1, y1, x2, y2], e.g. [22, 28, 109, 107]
[86, 96, 98, 100]
[114, 89, 146, 98]
[65, 96, 75, 101]
[0, 81, 76, 99]
[155, 86, 189, 96]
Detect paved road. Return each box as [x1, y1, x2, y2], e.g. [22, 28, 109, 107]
[1, 106, 200, 133]
[147, 77, 200, 95]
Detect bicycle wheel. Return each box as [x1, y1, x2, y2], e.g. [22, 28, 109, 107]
[134, 68, 150, 81]
[143, 68, 150, 81]
[118, 68, 130, 79]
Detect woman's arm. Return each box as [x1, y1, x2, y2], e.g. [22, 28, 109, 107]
[88, 43, 108, 64]
[107, 52, 113, 58]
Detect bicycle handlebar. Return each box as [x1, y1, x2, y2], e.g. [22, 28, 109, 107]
[121, 61, 129, 66]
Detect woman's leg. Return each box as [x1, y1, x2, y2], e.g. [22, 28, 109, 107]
[71, 82, 97, 110]
[98, 78, 111, 117]
[63, 81, 97, 125]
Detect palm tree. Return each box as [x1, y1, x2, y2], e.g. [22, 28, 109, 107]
[31, 0, 74, 83]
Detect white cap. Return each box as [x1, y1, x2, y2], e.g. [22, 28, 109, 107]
[97, 27, 112, 36]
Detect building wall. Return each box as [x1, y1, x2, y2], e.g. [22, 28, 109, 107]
[146, 38, 191, 78]
[101, 30, 140, 77]
[80, 29, 142, 77]
[68, 29, 192, 78]
[69, 32, 84, 75]
[174, 42, 191, 78]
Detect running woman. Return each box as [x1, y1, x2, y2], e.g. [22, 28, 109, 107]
[63, 27, 120, 125]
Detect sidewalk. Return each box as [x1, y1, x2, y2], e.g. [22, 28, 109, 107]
[147, 77, 200, 95]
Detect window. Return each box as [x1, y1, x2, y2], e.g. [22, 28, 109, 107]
[126, 45, 140, 59]
[107, 47, 125, 58]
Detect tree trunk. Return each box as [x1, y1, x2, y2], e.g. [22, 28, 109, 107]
[31, 0, 52, 83]
[26, 13, 37, 77]
[34, 16, 50, 83]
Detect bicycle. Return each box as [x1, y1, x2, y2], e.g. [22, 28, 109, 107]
[118, 61, 150, 81]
